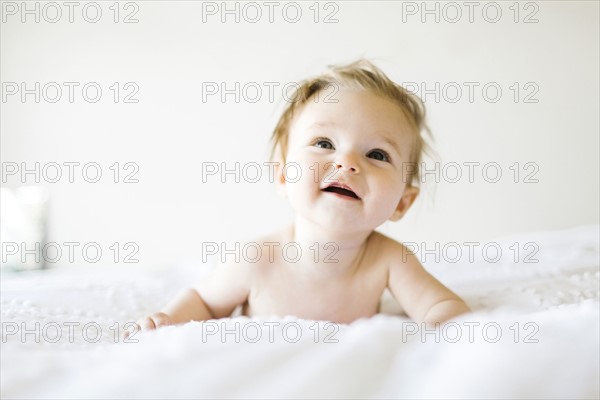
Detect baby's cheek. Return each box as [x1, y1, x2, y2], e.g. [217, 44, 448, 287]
[281, 160, 316, 198]
[376, 186, 405, 215]
[382, 199, 402, 219]
[291, 156, 327, 184]
[278, 155, 303, 183]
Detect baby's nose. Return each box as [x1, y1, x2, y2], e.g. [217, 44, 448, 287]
[333, 155, 360, 174]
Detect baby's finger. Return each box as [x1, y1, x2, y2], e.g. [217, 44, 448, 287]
[151, 312, 171, 328]
[122, 323, 140, 340]
[138, 316, 157, 330]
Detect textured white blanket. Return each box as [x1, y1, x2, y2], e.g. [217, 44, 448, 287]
[1, 226, 599, 399]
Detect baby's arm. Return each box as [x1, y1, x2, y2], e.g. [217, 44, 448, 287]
[131, 260, 251, 333]
[387, 244, 470, 326]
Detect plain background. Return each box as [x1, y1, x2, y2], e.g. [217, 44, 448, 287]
[1, 1, 599, 268]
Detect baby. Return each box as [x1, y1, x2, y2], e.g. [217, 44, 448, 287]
[133, 59, 470, 334]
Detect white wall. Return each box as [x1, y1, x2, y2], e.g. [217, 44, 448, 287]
[2, 1, 598, 268]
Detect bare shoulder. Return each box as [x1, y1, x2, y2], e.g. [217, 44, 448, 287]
[207, 225, 291, 279]
[368, 230, 439, 294]
[368, 230, 421, 271]
[193, 227, 290, 317]
[249, 225, 292, 269]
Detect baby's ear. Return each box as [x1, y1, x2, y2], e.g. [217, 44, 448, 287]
[389, 186, 419, 221]
[273, 160, 287, 197]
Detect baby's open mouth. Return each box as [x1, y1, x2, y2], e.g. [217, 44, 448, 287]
[322, 183, 360, 200]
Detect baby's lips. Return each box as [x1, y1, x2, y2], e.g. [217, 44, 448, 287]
[322, 180, 361, 198]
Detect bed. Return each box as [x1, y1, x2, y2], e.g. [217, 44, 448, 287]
[1, 225, 598, 399]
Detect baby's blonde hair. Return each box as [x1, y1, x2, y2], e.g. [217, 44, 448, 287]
[269, 59, 431, 186]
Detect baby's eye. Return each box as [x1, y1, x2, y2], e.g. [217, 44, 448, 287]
[367, 149, 390, 162]
[312, 137, 334, 150]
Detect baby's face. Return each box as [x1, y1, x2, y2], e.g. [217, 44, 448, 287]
[280, 87, 418, 232]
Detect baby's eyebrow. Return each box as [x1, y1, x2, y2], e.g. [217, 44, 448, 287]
[378, 133, 403, 157]
[308, 121, 336, 130]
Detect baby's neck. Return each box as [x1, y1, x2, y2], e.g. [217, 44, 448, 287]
[287, 218, 373, 277]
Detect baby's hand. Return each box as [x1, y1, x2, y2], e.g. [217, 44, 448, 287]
[137, 312, 174, 330]
[123, 312, 173, 339]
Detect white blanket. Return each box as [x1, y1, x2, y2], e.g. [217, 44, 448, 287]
[2, 226, 599, 399]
